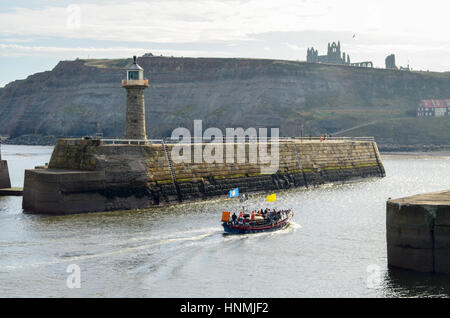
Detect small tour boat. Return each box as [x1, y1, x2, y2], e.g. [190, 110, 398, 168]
[221, 208, 293, 234]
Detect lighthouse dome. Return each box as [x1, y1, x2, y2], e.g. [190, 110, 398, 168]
[127, 61, 143, 71]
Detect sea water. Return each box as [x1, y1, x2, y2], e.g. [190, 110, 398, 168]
[1, 145, 450, 297]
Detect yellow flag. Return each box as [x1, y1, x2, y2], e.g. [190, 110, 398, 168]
[266, 193, 276, 202]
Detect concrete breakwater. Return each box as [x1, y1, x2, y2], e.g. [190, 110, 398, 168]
[0, 160, 11, 189]
[0, 145, 11, 189]
[22, 138, 385, 214]
[387, 191, 450, 273]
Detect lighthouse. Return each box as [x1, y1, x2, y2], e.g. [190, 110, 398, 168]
[122, 56, 148, 140]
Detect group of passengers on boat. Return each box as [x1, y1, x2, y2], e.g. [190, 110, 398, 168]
[229, 208, 290, 226]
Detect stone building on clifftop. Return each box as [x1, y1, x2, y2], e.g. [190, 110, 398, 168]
[385, 54, 397, 69]
[307, 41, 373, 68]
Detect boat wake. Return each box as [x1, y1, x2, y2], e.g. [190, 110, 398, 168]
[0, 228, 223, 271]
[1, 221, 300, 272]
[221, 220, 300, 241]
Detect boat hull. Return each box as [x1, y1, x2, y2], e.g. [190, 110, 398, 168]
[222, 210, 293, 234]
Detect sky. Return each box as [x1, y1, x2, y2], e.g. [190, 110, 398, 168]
[0, 0, 450, 87]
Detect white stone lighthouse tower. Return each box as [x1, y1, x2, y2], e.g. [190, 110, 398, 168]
[122, 56, 148, 139]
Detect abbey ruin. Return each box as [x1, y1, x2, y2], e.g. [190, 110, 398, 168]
[307, 41, 373, 68]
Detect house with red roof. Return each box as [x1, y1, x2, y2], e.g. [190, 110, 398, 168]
[417, 99, 450, 117]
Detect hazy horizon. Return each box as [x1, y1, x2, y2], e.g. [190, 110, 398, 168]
[1, 0, 450, 87]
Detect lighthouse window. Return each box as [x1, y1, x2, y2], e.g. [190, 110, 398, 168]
[128, 71, 139, 80]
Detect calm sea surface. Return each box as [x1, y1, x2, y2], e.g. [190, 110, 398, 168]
[1, 145, 450, 297]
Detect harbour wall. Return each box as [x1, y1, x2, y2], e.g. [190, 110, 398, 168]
[0, 160, 11, 189]
[22, 138, 385, 214]
[387, 191, 450, 273]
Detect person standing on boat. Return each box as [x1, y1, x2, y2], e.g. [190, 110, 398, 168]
[232, 212, 237, 224]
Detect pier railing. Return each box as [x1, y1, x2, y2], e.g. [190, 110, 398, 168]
[99, 136, 375, 145]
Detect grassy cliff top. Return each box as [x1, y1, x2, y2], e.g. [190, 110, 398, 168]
[81, 56, 450, 79]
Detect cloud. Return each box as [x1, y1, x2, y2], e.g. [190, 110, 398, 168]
[0, 0, 449, 74]
[285, 43, 305, 51]
[0, 43, 233, 59]
[1, 0, 449, 45]
[0, 0, 363, 43]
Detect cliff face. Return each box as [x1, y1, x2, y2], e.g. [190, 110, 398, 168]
[1, 56, 450, 142]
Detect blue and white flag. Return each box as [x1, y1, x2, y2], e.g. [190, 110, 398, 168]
[229, 188, 239, 198]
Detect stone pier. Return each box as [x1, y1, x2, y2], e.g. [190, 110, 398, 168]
[387, 190, 450, 273]
[0, 160, 11, 189]
[0, 145, 11, 189]
[22, 138, 385, 214]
